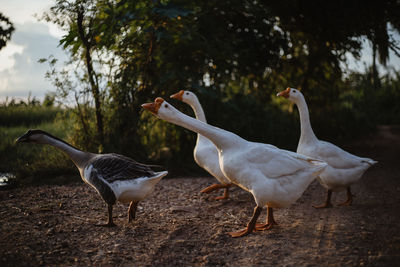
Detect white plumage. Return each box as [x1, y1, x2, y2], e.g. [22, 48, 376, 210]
[277, 88, 377, 207]
[142, 97, 327, 237]
[83, 163, 166, 204]
[170, 90, 232, 199]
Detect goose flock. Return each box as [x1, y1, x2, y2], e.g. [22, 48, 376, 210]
[16, 88, 376, 237]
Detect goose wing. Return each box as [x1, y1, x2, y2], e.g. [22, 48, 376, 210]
[89, 153, 155, 183]
[241, 143, 322, 178]
[312, 141, 367, 169]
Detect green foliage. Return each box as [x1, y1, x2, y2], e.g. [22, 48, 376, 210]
[0, 121, 78, 186]
[0, 12, 14, 50]
[33, 0, 400, 179]
[42, 93, 57, 107]
[376, 73, 400, 124]
[342, 69, 400, 126]
[0, 105, 61, 127]
[0, 100, 79, 185]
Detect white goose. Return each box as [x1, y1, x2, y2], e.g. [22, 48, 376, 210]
[16, 129, 168, 226]
[170, 90, 233, 200]
[142, 98, 327, 237]
[277, 88, 377, 208]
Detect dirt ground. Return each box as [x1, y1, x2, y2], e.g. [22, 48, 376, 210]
[0, 126, 399, 266]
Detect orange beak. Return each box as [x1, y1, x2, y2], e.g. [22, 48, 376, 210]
[277, 87, 291, 98]
[170, 90, 184, 100]
[142, 97, 164, 115]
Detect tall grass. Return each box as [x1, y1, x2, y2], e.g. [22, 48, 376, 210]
[0, 106, 80, 186]
[0, 105, 61, 127]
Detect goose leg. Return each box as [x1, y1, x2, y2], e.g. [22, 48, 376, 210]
[201, 183, 231, 200]
[106, 204, 116, 227]
[201, 183, 228, 193]
[228, 206, 262, 238]
[255, 207, 277, 230]
[214, 185, 231, 200]
[95, 204, 116, 227]
[313, 189, 333, 209]
[337, 187, 354, 206]
[128, 201, 139, 222]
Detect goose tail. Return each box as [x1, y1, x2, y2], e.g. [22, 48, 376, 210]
[143, 171, 168, 188]
[362, 158, 378, 166]
[308, 159, 328, 176]
[149, 171, 168, 181]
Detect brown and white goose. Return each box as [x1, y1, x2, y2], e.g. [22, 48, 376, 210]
[16, 129, 168, 226]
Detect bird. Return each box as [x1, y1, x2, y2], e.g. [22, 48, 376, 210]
[142, 97, 327, 237]
[170, 90, 233, 200]
[277, 87, 377, 208]
[16, 129, 168, 226]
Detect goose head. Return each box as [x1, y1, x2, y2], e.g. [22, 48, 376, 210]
[16, 129, 50, 144]
[142, 97, 179, 121]
[170, 90, 198, 105]
[277, 87, 302, 102]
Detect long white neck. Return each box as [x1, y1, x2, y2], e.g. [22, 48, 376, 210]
[294, 95, 318, 145]
[162, 106, 244, 151]
[41, 135, 93, 169]
[187, 98, 207, 123]
[186, 98, 208, 145]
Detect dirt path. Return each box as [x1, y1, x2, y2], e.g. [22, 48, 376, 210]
[0, 126, 399, 266]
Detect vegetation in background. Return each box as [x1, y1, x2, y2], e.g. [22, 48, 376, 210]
[1, 1, 400, 184]
[0, 12, 14, 50]
[0, 97, 78, 185]
[0, 95, 60, 127]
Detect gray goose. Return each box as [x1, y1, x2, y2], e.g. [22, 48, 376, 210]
[16, 129, 168, 227]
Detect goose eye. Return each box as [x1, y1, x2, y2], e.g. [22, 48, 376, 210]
[186, 92, 189, 95]
[164, 104, 168, 108]
[292, 90, 296, 93]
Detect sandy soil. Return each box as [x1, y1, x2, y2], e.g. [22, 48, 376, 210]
[0, 126, 399, 266]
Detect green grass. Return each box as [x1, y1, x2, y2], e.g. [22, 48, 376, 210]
[0, 106, 61, 127]
[0, 110, 80, 186]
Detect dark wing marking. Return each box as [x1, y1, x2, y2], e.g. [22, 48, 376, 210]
[89, 168, 117, 205]
[89, 153, 156, 183]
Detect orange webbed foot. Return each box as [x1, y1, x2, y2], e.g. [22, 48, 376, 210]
[214, 188, 230, 200]
[312, 202, 333, 209]
[200, 184, 223, 194]
[337, 198, 353, 206]
[228, 227, 255, 237]
[255, 221, 277, 231]
[337, 187, 354, 206]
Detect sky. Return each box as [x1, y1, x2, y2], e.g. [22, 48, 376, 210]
[0, 1, 399, 103]
[0, 0, 67, 102]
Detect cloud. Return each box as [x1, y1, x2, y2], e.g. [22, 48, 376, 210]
[0, 21, 68, 100]
[0, 43, 24, 71]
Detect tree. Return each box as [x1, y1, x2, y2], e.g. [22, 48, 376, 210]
[0, 12, 15, 50]
[43, 0, 109, 151]
[41, 0, 400, 167]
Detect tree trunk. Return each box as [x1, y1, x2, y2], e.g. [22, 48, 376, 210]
[372, 40, 378, 90]
[74, 92, 90, 138]
[77, 10, 104, 150]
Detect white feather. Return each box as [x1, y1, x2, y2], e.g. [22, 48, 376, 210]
[178, 91, 231, 186]
[154, 100, 327, 209]
[282, 88, 377, 192]
[110, 171, 167, 203]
